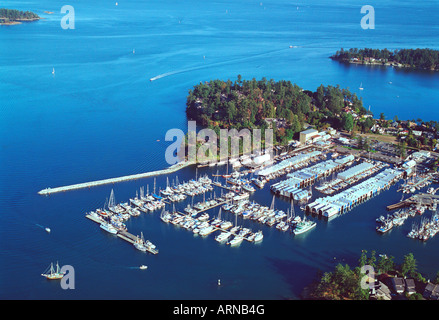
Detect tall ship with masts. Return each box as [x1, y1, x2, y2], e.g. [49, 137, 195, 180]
[41, 261, 65, 280]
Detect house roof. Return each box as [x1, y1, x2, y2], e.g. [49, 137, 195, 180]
[300, 129, 318, 135]
[423, 283, 439, 299]
[405, 278, 416, 289]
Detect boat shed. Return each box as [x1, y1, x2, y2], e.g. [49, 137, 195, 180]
[299, 129, 319, 144]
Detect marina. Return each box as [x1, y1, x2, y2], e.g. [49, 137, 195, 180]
[257, 150, 323, 179]
[85, 189, 159, 254]
[315, 160, 388, 195]
[79, 145, 437, 255]
[270, 154, 355, 200]
[306, 168, 404, 219]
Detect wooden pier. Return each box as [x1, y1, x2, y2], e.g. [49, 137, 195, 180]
[387, 193, 439, 211]
[191, 199, 233, 214]
[38, 160, 195, 195]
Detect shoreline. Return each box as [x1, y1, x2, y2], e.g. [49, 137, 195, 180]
[331, 58, 438, 72]
[0, 18, 41, 26]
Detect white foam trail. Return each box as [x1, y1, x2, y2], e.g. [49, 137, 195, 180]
[149, 47, 290, 81]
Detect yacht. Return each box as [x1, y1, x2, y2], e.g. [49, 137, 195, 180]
[139, 265, 148, 270]
[215, 232, 231, 243]
[228, 235, 243, 246]
[242, 184, 256, 193]
[293, 219, 316, 235]
[100, 221, 118, 234]
[199, 225, 215, 236]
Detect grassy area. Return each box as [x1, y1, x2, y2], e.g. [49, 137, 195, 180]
[358, 132, 397, 144]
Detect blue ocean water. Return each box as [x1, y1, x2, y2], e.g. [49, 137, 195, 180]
[0, 0, 438, 299]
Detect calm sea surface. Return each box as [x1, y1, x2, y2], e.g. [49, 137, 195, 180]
[0, 0, 438, 299]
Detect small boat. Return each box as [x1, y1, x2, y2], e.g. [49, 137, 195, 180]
[242, 184, 256, 193]
[254, 230, 263, 242]
[215, 232, 231, 243]
[139, 265, 148, 270]
[100, 221, 118, 234]
[41, 262, 65, 280]
[228, 235, 243, 246]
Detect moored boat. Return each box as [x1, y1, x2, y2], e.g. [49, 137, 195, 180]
[293, 218, 316, 235]
[100, 221, 118, 234]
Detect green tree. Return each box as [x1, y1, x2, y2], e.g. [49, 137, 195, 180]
[397, 140, 407, 158]
[359, 250, 368, 268]
[342, 113, 354, 132]
[376, 255, 395, 274]
[367, 250, 377, 268]
[401, 253, 417, 277]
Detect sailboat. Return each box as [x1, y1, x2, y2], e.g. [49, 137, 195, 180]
[228, 208, 243, 246]
[41, 261, 65, 280]
[133, 232, 147, 252]
[359, 82, 364, 90]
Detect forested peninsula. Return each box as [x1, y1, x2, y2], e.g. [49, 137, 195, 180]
[330, 48, 439, 71]
[186, 76, 369, 144]
[0, 8, 40, 25]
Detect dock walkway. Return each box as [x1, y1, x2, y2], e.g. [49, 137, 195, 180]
[85, 214, 158, 254]
[38, 161, 195, 195]
[387, 193, 439, 211]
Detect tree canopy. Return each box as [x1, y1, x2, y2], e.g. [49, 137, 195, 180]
[186, 76, 368, 143]
[331, 48, 439, 71]
[0, 8, 40, 21]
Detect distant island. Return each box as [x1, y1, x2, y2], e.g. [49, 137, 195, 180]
[0, 8, 40, 25]
[330, 48, 439, 71]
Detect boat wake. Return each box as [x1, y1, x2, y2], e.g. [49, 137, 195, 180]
[149, 46, 291, 81]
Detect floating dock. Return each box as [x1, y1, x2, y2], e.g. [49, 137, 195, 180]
[38, 161, 195, 195]
[85, 214, 158, 254]
[270, 155, 355, 197]
[306, 168, 404, 218]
